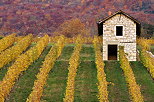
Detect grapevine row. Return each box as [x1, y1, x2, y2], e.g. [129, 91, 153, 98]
[32, 35, 102, 44]
[137, 38, 154, 78]
[0, 35, 49, 102]
[0, 34, 16, 52]
[139, 50, 154, 78]
[146, 39, 154, 45]
[93, 36, 109, 102]
[119, 46, 144, 102]
[26, 36, 65, 102]
[0, 34, 33, 69]
[63, 35, 83, 102]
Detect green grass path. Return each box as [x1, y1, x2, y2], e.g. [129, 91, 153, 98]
[104, 61, 130, 102]
[57, 46, 74, 61]
[5, 46, 51, 102]
[74, 61, 99, 102]
[0, 62, 14, 81]
[41, 45, 74, 101]
[130, 61, 154, 102]
[41, 61, 69, 102]
[74, 45, 98, 102]
[80, 46, 95, 61]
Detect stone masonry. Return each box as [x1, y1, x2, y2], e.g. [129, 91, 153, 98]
[103, 14, 137, 61]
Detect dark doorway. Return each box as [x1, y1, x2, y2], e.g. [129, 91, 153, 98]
[108, 45, 117, 60]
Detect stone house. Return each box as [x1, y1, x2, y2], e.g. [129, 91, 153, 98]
[97, 10, 141, 61]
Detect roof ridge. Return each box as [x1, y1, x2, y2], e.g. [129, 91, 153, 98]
[98, 10, 140, 24]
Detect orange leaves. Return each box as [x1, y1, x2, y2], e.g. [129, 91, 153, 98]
[27, 35, 65, 102]
[108, 11, 112, 16]
[93, 36, 109, 102]
[81, 0, 85, 4]
[147, 39, 154, 45]
[0, 33, 16, 52]
[64, 35, 82, 102]
[56, 35, 65, 57]
[0, 34, 32, 69]
[54, 18, 89, 38]
[0, 35, 49, 101]
[49, 35, 100, 44]
[119, 46, 144, 102]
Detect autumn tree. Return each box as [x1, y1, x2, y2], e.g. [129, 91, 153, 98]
[54, 18, 89, 37]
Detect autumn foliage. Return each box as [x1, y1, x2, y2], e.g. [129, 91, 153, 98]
[119, 46, 144, 102]
[0, 34, 32, 69]
[27, 36, 65, 102]
[137, 38, 154, 79]
[0, 35, 49, 102]
[64, 35, 83, 102]
[93, 36, 109, 102]
[54, 18, 89, 37]
[0, 34, 16, 52]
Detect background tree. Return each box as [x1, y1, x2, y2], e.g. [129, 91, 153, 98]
[54, 18, 89, 37]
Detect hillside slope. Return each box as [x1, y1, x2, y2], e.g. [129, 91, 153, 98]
[0, 0, 154, 36]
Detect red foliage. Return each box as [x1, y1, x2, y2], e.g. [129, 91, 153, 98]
[0, 0, 153, 36]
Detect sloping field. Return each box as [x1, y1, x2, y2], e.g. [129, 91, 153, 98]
[0, 36, 154, 102]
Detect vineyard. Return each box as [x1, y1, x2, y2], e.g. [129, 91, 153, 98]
[0, 34, 154, 102]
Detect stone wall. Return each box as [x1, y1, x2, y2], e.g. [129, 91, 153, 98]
[103, 14, 137, 61]
[119, 43, 136, 61]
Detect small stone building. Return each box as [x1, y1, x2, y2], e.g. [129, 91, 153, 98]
[97, 10, 141, 61]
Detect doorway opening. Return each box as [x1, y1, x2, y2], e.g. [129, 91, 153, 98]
[108, 45, 117, 60]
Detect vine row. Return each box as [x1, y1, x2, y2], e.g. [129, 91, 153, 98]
[0, 35, 49, 102]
